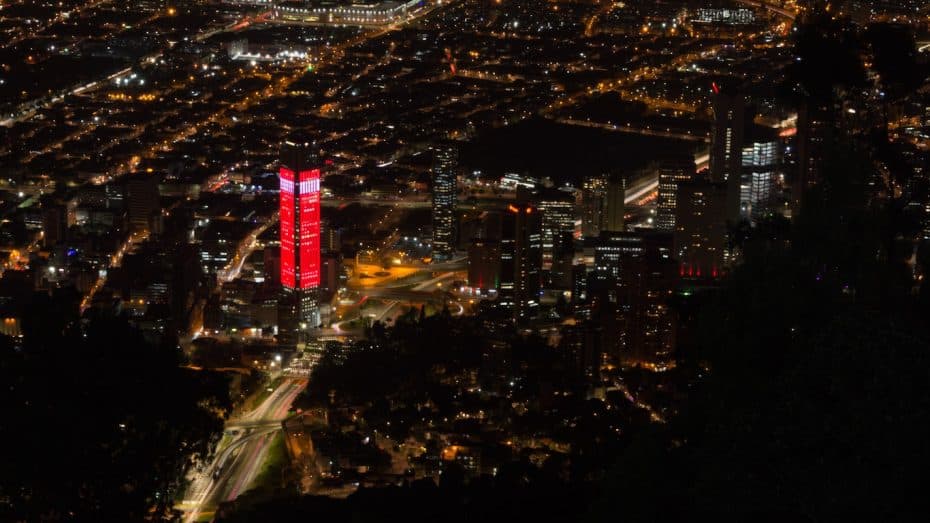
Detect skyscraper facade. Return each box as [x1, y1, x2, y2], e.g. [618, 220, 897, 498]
[431, 143, 458, 261]
[467, 238, 501, 293]
[581, 174, 625, 237]
[674, 178, 727, 277]
[741, 138, 781, 221]
[580, 175, 608, 238]
[536, 188, 575, 270]
[656, 157, 695, 232]
[604, 176, 626, 232]
[127, 173, 160, 232]
[279, 138, 322, 335]
[500, 202, 542, 321]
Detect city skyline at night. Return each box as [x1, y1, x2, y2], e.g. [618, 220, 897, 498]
[1, 1, 929, 521]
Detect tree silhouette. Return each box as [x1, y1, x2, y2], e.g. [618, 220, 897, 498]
[1, 313, 229, 520]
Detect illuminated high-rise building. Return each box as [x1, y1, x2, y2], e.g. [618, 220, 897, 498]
[587, 230, 675, 365]
[279, 138, 322, 337]
[581, 173, 625, 237]
[656, 157, 695, 232]
[536, 188, 575, 270]
[431, 143, 458, 261]
[500, 201, 542, 322]
[674, 177, 727, 278]
[741, 136, 781, 222]
[580, 175, 608, 238]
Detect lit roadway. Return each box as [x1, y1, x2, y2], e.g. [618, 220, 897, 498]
[325, 172, 657, 212]
[100, 1, 459, 184]
[217, 215, 278, 283]
[329, 270, 464, 335]
[179, 377, 307, 522]
[1, 5, 168, 127]
[80, 230, 148, 312]
[0, 0, 115, 50]
[732, 0, 798, 20]
[583, 1, 624, 38]
[552, 117, 708, 142]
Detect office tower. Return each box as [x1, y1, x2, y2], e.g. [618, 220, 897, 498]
[590, 230, 673, 284]
[618, 251, 677, 367]
[587, 230, 674, 364]
[320, 252, 341, 296]
[581, 175, 608, 238]
[592, 231, 645, 282]
[279, 138, 322, 336]
[431, 143, 458, 261]
[604, 176, 626, 232]
[199, 221, 236, 276]
[536, 188, 575, 270]
[127, 172, 160, 231]
[656, 157, 695, 232]
[467, 238, 500, 293]
[320, 219, 342, 254]
[674, 178, 727, 277]
[741, 136, 781, 221]
[500, 201, 542, 321]
[710, 86, 746, 223]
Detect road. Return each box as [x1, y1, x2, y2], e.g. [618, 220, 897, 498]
[80, 230, 148, 312]
[583, 1, 617, 38]
[217, 216, 277, 283]
[179, 377, 307, 522]
[324, 178, 656, 213]
[733, 0, 797, 20]
[553, 117, 708, 142]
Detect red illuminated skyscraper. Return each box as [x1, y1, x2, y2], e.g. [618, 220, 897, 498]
[279, 138, 322, 337]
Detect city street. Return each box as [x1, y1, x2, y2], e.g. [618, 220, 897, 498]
[178, 376, 307, 522]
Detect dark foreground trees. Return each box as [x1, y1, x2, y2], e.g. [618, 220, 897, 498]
[0, 313, 229, 521]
